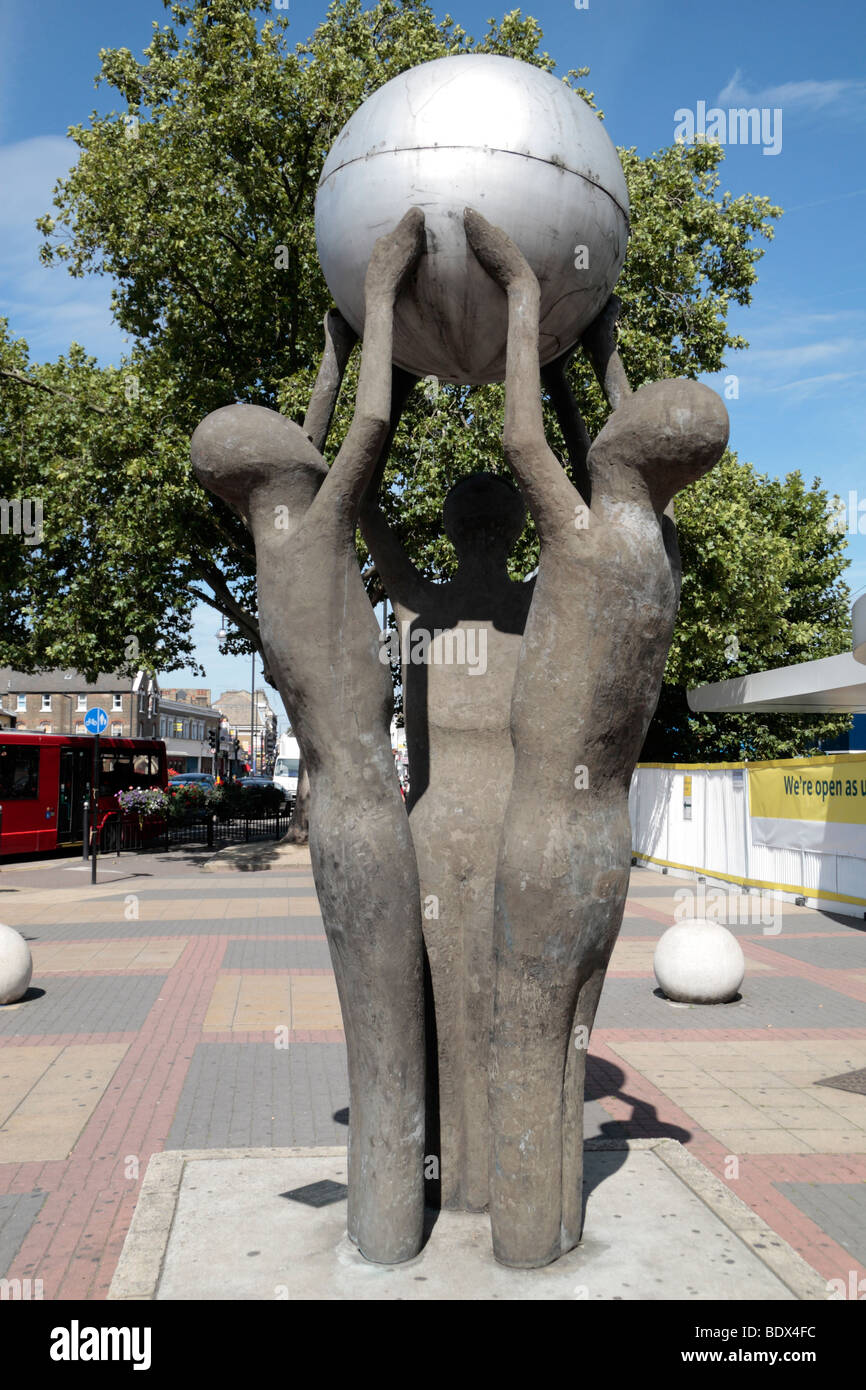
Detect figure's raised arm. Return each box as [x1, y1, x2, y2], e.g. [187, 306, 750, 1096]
[310, 209, 426, 532]
[580, 295, 632, 412]
[540, 347, 592, 506]
[303, 308, 358, 453]
[463, 209, 576, 541]
[359, 367, 431, 610]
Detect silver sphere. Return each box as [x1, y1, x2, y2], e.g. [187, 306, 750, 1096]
[315, 55, 630, 385]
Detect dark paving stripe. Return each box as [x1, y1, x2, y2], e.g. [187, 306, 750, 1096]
[627, 883, 687, 896]
[0, 1191, 46, 1279]
[19, 917, 325, 942]
[776, 1182, 866, 1267]
[760, 936, 866, 969]
[165, 1041, 350, 1150]
[222, 940, 333, 970]
[595, 975, 866, 1030]
[618, 918, 670, 939]
[619, 911, 857, 939]
[0, 975, 167, 1035]
[98, 886, 317, 901]
[165, 1043, 626, 1153]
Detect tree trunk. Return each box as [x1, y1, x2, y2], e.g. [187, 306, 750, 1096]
[284, 757, 310, 844]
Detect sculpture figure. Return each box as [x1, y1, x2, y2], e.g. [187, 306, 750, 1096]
[462, 209, 728, 1266]
[362, 472, 532, 1212]
[192, 210, 428, 1266]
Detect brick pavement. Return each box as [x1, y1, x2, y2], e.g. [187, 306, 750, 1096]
[0, 856, 864, 1299]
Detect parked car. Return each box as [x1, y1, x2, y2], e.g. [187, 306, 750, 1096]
[236, 775, 289, 804]
[169, 772, 216, 788]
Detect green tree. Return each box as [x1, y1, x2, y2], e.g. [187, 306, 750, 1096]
[2, 0, 847, 757]
[646, 457, 852, 761]
[0, 321, 205, 679]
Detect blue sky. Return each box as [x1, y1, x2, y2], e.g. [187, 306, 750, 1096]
[1, 0, 864, 718]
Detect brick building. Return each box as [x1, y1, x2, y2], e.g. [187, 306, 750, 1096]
[214, 689, 280, 772]
[0, 669, 159, 739]
[160, 687, 212, 708]
[157, 696, 225, 775]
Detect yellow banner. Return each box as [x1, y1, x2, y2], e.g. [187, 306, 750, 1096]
[749, 758, 866, 826]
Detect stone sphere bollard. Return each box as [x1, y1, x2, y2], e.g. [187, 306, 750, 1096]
[0, 922, 33, 1005]
[653, 916, 745, 1004]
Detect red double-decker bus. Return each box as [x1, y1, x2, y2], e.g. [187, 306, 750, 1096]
[0, 732, 168, 856]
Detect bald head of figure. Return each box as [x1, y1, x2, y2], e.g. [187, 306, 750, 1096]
[443, 473, 526, 566]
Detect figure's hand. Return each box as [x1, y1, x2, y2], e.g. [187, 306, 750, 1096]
[581, 293, 631, 411]
[463, 208, 537, 295]
[365, 207, 426, 302]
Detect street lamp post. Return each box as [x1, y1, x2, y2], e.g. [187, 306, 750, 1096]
[250, 650, 256, 775]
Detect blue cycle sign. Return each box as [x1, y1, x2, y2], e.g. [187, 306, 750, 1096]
[84, 708, 109, 735]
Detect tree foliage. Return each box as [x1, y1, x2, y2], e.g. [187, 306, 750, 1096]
[650, 459, 852, 760]
[0, 0, 849, 754]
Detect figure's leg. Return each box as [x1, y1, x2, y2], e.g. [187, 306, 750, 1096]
[410, 796, 493, 1212]
[310, 768, 426, 1265]
[409, 802, 464, 1208]
[560, 919, 625, 1248]
[490, 795, 631, 1266]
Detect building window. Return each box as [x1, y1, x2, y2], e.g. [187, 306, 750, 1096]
[40, 723, 52, 734]
[112, 694, 123, 711]
[75, 722, 85, 734]
[77, 695, 87, 711]
[111, 722, 123, 737]
[16, 695, 26, 710]
[41, 695, 52, 711]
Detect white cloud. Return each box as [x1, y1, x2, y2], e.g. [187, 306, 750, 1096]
[718, 68, 866, 115]
[770, 369, 866, 396]
[745, 338, 858, 371]
[706, 321, 866, 403]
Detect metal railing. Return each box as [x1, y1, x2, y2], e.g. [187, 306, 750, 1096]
[92, 807, 294, 855]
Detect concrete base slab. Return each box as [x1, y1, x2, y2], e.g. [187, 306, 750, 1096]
[109, 1141, 829, 1301]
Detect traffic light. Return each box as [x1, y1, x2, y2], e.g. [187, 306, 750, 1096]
[207, 729, 216, 750]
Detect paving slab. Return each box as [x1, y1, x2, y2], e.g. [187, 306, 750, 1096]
[775, 1183, 866, 1267]
[108, 1141, 828, 1302]
[0, 1191, 46, 1278]
[760, 937, 866, 969]
[595, 976, 866, 1029]
[18, 916, 325, 940]
[0, 974, 166, 1035]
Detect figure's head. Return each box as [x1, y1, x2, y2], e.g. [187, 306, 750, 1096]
[191, 403, 327, 525]
[442, 473, 525, 563]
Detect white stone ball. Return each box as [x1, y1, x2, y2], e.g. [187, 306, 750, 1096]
[653, 917, 745, 1005]
[0, 922, 32, 1005]
[315, 54, 630, 384]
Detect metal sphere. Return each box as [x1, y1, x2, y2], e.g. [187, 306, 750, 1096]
[315, 55, 630, 385]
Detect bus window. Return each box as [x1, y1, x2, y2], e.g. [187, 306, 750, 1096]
[0, 745, 40, 799]
[100, 752, 161, 793]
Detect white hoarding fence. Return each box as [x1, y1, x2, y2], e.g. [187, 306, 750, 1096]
[629, 754, 866, 919]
